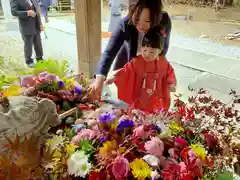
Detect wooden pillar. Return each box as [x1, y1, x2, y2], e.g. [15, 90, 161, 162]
[74, 0, 101, 78]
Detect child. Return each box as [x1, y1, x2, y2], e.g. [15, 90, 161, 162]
[105, 29, 177, 113]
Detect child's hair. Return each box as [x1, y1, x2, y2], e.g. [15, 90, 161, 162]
[142, 29, 164, 50]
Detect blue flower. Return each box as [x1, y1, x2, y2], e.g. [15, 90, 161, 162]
[116, 119, 135, 131]
[58, 81, 65, 88]
[152, 124, 161, 133]
[98, 113, 115, 123]
[99, 136, 108, 143]
[74, 86, 82, 95]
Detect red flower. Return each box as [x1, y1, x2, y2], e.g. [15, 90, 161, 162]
[89, 170, 107, 180]
[176, 107, 195, 120]
[180, 148, 204, 178]
[202, 131, 218, 148]
[175, 137, 188, 149]
[132, 137, 145, 152]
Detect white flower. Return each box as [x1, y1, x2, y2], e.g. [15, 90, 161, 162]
[67, 151, 92, 177]
[143, 154, 160, 167]
[151, 170, 160, 180]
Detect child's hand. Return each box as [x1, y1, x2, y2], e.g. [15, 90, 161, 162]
[104, 75, 116, 85]
[169, 84, 176, 92]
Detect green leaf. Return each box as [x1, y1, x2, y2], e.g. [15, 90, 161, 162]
[216, 171, 233, 180]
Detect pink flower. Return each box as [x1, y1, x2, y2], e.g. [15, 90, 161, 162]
[71, 129, 97, 146]
[132, 125, 151, 139]
[175, 137, 188, 149]
[21, 75, 37, 87]
[168, 148, 178, 159]
[112, 156, 129, 180]
[144, 137, 164, 158]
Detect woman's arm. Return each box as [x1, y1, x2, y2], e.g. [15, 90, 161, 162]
[160, 12, 172, 56]
[96, 17, 128, 77]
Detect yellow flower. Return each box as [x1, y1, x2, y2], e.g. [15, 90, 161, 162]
[190, 144, 206, 160]
[168, 121, 184, 136]
[99, 140, 117, 157]
[2, 85, 22, 97]
[63, 78, 75, 89]
[46, 135, 65, 153]
[130, 158, 152, 179]
[53, 150, 62, 158]
[66, 144, 76, 156]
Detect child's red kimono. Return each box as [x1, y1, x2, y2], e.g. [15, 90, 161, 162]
[114, 55, 176, 113]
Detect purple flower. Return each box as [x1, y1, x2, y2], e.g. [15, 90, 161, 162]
[74, 86, 82, 95]
[116, 119, 135, 131]
[58, 81, 65, 88]
[99, 136, 108, 143]
[98, 113, 115, 123]
[152, 124, 161, 133]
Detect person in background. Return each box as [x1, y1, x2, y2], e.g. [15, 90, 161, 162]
[10, 0, 44, 67]
[39, 0, 50, 23]
[108, 0, 128, 33]
[89, 0, 172, 101]
[105, 29, 176, 112]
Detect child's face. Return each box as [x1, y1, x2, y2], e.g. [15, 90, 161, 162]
[141, 46, 161, 61]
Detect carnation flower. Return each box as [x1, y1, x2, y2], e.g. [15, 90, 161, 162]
[133, 125, 151, 139]
[67, 151, 92, 178]
[112, 156, 129, 180]
[144, 137, 164, 158]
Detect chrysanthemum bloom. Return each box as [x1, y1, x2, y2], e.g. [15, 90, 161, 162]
[144, 137, 164, 158]
[130, 158, 152, 179]
[67, 151, 92, 178]
[112, 156, 129, 180]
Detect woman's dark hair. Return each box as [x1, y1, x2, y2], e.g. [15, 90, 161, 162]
[142, 29, 164, 50]
[129, 0, 163, 27]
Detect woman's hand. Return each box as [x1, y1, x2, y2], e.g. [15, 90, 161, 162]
[104, 71, 117, 85]
[88, 76, 105, 101]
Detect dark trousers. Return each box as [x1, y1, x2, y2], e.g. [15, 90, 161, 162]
[21, 32, 43, 64]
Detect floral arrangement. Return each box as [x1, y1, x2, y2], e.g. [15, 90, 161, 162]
[41, 89, 239, 180]
[0, 59, 97, 114]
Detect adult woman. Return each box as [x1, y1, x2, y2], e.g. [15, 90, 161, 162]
[90, 0, 171, 100]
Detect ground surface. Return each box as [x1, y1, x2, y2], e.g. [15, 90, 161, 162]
[0, 4, 240, 104]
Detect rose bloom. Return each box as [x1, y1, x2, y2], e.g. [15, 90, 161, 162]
[144, 137, 164, 158]
[112, 156, 129, 180]
[133, 125, 151, 139]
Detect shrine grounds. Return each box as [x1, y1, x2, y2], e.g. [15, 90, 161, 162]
[0, 4, 240, 104]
